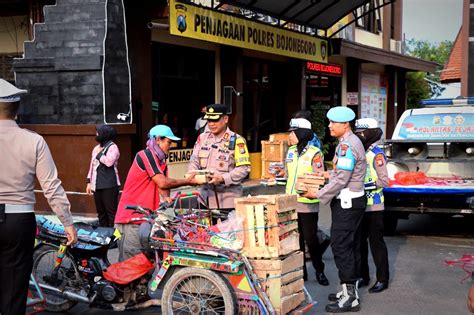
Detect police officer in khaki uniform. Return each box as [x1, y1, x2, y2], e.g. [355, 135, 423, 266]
[354, 118, 390, 293]
[302, 106, 367, 313]
[0, 78, 78, 315]
[188, 104, 251, 214]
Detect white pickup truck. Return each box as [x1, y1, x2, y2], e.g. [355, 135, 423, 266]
[383, 100, 474, 234]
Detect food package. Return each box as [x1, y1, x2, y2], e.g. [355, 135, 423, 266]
[268, 162, 285, 176]
[185, 169, 213, 184]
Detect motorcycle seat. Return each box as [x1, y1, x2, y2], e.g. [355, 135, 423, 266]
[36, 215, 116, 246]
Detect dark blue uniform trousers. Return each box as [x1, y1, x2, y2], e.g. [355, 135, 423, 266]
[330, 196, 367, 284]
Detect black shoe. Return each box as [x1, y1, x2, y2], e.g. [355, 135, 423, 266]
[368, 281, 388, 293]
[328, 292, 340, 302]
[316, 272, 329, 286]
[325, 284, 360, 313]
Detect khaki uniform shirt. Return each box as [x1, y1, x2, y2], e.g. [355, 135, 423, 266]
[0, 120, 73, 226]
[316, 131, 367, 205]
[188, 127, 251, 209]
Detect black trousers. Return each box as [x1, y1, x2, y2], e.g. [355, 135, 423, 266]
[94, 186, 119, 227]
[359, 211, 390, 283]
[330, 196, 367, 284]
[0, 213, 36, 315]
[298, 212, 325, 275]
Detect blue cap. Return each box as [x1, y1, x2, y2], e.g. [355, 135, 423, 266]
[326, 106, 355, 122]
[148, 125, 180, 141]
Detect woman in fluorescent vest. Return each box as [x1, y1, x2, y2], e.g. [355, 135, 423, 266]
[354, 118, 390, 293]
[282, 118, 329, 285]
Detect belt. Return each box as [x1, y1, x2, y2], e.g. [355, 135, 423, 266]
[336, 188, 365, 200]
[0, 204, 35, 213]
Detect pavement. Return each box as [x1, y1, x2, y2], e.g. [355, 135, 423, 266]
[38, 182, 474, 315]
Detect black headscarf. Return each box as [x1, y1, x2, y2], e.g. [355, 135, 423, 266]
[96, 125, 117, 147]
[293, 128, 314, 155]
[355, 128, 383, 151]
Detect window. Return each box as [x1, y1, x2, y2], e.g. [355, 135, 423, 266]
[353, 0, 383, 34]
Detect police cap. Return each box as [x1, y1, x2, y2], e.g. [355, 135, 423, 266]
[0, 78, 27, 103]
[326, 106, 355, 123]
[203, 104, 229, 120]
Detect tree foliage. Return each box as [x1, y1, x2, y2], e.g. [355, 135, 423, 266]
[404, 39, 453, 108]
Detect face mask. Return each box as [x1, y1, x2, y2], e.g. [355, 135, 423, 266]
[95, 135, 101, 143]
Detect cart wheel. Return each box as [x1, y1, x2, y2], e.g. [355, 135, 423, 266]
[161, 267, 238, 315]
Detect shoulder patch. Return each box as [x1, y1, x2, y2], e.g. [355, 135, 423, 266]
[375, 153, 385, 167]
[313, 153, 323, 168]
[336, 143, 355, 171]
[234, 136, 250, 166]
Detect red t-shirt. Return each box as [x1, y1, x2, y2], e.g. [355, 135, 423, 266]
[114, 148, 168, 224]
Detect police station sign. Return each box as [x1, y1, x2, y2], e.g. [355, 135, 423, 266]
[169, 0, 328, 63]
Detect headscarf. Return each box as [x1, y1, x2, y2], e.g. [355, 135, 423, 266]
[293, 128, 314, 155]
[95, 125, 117, 147]
[355, 128, 383, 151]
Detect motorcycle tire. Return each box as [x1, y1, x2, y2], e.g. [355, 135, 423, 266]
[161, 267, 238, 315]
[32, 245, 81, 312]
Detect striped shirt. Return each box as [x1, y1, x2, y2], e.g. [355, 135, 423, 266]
[114, 148, 167, 224]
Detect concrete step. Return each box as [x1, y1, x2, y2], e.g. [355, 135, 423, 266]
[34, 21, 104, 33]
[56, 0, 106, 5]
[44, 4, 105, 23]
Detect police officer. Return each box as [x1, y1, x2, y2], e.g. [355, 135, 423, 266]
[354, 118, 390, 293]
[188, 104, 251, 215]
[302, 106, 367, 313]
[284, 118, 328, 285]
[0, 78, 78, 315]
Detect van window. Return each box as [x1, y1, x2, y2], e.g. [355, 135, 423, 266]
[397, 113, 474, 140]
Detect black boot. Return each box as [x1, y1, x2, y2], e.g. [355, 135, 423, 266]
[325, 283, 360, 313]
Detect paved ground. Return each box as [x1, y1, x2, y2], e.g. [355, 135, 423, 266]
[38, 204, 474, 315]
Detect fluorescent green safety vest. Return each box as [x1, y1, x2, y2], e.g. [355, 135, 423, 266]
[286, 145, 320, 204]
[365, 149, 385, 205]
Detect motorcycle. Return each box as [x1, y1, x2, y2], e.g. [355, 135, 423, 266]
[33, 215, 124, 312]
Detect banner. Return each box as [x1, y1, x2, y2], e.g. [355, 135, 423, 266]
[169, 0, 328, 63]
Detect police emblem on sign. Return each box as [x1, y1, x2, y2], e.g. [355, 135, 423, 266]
[320, 41, 327, 60]
[176, 4, 187, 33]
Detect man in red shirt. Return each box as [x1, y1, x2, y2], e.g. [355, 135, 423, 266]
[115, 125, 197, 261]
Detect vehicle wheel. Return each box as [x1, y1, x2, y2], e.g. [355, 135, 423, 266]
[384, 213, 399, 236]
[32, 245, 80, 312]
[161, 267, 238, 315]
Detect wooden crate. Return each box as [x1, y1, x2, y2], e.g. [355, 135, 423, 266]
[269, 132, 290, 142]
[234, 194, 299, 258]
[250, 251, 305, 312]
[262, 140, 289, 161]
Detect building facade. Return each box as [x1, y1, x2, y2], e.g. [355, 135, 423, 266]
[0, 0, 436, 214]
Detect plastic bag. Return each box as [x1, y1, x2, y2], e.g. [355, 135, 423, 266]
[103, 253, 154, 285]
[394, 171, 428, 185]
[209, 211, 244, 250]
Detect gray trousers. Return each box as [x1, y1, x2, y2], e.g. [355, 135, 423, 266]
[115, 223, 142, 262]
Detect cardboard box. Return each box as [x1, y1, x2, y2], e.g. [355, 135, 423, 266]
[185, 170, 212, 184]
